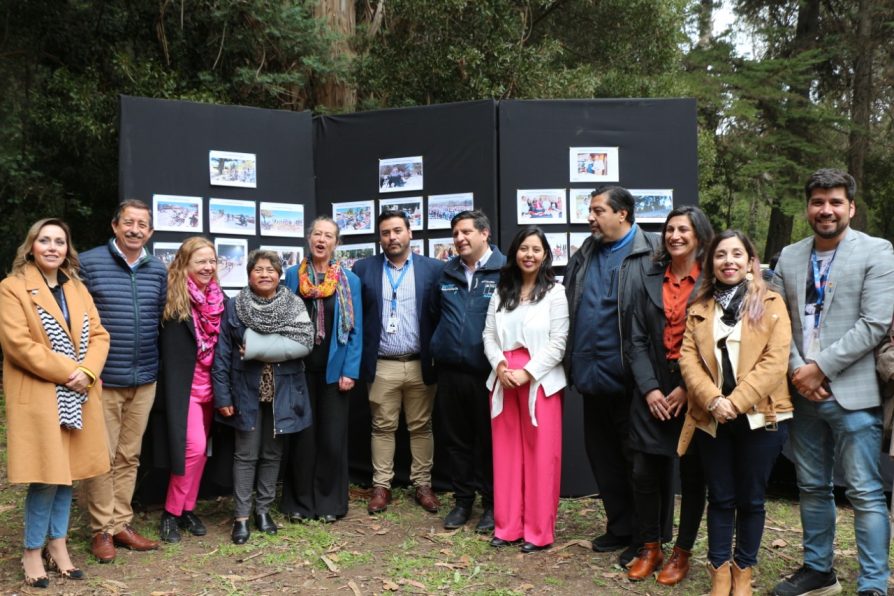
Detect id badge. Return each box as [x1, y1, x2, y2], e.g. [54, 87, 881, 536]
[386, 315, 398, 334]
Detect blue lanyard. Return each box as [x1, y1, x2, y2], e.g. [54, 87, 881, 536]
[385, 255, 412, 314]
[810, 248, 835, 330]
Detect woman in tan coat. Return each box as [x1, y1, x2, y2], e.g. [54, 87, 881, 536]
[0, 218, 110, 588]
[678, 230, 792, 596]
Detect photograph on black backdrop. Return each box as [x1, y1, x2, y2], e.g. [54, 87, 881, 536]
[427, 192, 474, 230]
[333, 200, 375, 236]
[379, 196, 423, 230]
[209, 150, 257, 188]
[570, 189, 593, 224]
[214, 237, 249, 288]
[209, 198, 257, 235]
[569, 146, 619, 183]
[260, 201, 304, 238]
[410, 239, 424, 256]
[152, 241, 182, 268]
[260, 245, 304, 279]
[429, 238, 458, 262]
[569, 232, 591, 259]
[545, 232, 569, 267]
[629, 189, 674, 223]
[379, 156, 423, 192]
[152, 194, 203, 233]
[336, 242, 376, 270]
[517, 189, 566, 224]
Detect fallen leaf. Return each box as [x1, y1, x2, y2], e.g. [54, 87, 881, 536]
[383, 579, 400, 590]
[321, 555, 339, 572]
[771, 538, 788, 548]
[347, 580, 362, 596]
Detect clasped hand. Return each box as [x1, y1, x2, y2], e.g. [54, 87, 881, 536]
[497, 364, 532, 389]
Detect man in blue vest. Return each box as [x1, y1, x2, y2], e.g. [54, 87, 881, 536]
[431, 210, 505, 532]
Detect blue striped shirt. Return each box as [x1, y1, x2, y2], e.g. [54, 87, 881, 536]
[378, 256, 420, 356]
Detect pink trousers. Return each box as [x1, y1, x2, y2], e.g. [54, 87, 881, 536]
[491, 348, 563, 547]
[164, 395, 213, 516]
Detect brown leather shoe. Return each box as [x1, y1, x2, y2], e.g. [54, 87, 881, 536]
[91, 532, 116, 563]
[113, 525, 160, 551]
[414, 485, 441, 513]
[627, 541, 664, 581]
[367, 487, 392, 514]
[656, 545, 692, 586]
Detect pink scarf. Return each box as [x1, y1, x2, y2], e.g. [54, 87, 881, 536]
[187, 276, 225, 366]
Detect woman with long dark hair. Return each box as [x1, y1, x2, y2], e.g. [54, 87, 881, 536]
[679, 230, 792, 595]
[482, 227, 568, 553]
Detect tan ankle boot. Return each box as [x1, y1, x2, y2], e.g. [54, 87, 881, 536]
[626, 542, 663, 581]
[731, 562, 753, 596]
[656, 545, 691, 585]
[707, 561, 732, 596]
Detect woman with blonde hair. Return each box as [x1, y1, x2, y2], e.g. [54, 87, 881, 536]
[0, 218, 110, 587]
[154, 237, 225, 543]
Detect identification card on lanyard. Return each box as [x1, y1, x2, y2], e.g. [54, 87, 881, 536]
[807, 248, 835, 356]
[385, 256, 412, 334]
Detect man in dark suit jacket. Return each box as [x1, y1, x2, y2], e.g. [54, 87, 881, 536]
[352, 210, 445, 515]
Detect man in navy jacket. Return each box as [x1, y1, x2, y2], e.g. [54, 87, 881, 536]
[430, 210, 505, 532]
[79, 199, 168, 562]
[352, 210, 445, 515]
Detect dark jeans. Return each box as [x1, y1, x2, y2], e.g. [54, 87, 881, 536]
[697, 416, 788, 568]
[233, 402, 283, 517]
[437, 366, 493, 509]
[582, 390, 635, 539]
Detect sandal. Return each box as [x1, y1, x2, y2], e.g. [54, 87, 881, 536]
[42, 546, 85, 580]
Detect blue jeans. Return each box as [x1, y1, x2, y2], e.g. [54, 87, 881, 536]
[697, 416, 788, 568]
[23, 484, 73, 549]
[791, 396, 890, 593]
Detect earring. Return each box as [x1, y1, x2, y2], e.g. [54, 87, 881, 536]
[745, 272, 754, 282]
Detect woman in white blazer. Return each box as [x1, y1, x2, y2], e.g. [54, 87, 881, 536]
[483, 227, 569, 553]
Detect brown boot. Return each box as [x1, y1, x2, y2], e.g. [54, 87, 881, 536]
[656, 545, 692, 585]
[708, 561, 732, 596]
[627, 542, 663, 581]
[731, 562, 753, 596]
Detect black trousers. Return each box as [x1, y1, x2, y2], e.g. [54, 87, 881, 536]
[581, 391, 636, 540]
[437, 366, 493, 509]
[280, 372, 350, 518]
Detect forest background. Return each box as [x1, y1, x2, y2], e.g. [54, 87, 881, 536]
[2, 0, 893, 268]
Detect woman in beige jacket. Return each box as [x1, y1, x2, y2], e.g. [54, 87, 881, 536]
[0, 218, 110, 588]
[678, 230, 792, 596]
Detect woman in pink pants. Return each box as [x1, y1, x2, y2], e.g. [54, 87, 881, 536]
[483, 227, 569, 553]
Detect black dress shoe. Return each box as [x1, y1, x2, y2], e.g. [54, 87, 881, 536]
[231, 520, 250, 545]
[591, 532, 631, 552]
[443, 505, 471, 530]
[489, 536, 520, 547]
[521, 541, 552, 553]
[287, 512, 309, 524]
[159, 511, 181, 543]
[619, 544, 640, 567]
[178, 511, 207, 536]
[320, 514, 337, 524]
[475, 509, 495, 534]
[255, 512, 278, 535]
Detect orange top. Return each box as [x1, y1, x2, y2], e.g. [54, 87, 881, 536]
[663, 262, 700, 359]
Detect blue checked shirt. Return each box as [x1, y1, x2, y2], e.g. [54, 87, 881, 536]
[378, 256, 420, 356]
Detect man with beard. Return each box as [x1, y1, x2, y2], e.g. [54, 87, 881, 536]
[79, 199, 168, 562]
[563, 186, 661, 567]
[353, 210, 445, 515]
[772, 169, 894, 596]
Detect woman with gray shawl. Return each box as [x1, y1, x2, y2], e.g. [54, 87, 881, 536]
[212, 250, 313, 544]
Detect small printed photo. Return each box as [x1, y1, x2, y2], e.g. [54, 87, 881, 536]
[379, 196, 423, 230]
[259, 202, 304, 238]
[214, 238, 249, 288]
[517, 189, 566, 225]
[545, 233, 569, 267]
[569, 232, 592, 258]
[429, 238, 457, 262]
[379, 156, 423, 193]
[570, 189, 592, 224]
[569, 146, 619, 183]
[427, 192, 474, 230]
[333, 200, 375, 236]
[209, 198, 257, 235]
[336, 243, 376, 270]
[410, 239, 424, 256]
[630, 189, 674, 223]
[209, 150, 257, 188]
[260, 245, 304, 279]
[152, 242, 182, 268]
[153, 195, 203, 233]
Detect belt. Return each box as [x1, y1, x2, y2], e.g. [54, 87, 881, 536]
[666, 359, 681, 374]
[379, 353, 420, 362]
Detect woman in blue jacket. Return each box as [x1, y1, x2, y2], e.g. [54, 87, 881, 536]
[280, 216, 363, 523]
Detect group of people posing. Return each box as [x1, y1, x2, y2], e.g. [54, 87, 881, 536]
[0, 168, 891, 596]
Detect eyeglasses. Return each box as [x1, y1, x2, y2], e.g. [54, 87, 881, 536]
[191, 259, 217, 267]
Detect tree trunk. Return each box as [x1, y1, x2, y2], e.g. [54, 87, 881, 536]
[697, 0, 713, 48]
[312, 0, 356, 112]
[848, 0, 873, 230]
[764, 205, 793, 265]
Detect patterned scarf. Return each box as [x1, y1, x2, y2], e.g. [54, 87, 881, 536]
[37, 306, 90, 430]
[298, 257, 354, 345]
[713, 280, 747, 327]
[187, 277, 225, 367]
[235, 284, 313, 346]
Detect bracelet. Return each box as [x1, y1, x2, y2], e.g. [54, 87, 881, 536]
[706, 396, 724, 412]
[77, 366, 97, 388]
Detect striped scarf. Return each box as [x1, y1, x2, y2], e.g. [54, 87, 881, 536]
[36, 306, 90, 430]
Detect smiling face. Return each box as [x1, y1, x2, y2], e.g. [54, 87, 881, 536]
[807, 186, 854, 245]
[249, 257, 279, 299]
[515, 233, 546, 279]
[309, 220, 339, 263]
[712, 236, 751, 285]
[31, 224, 68, 276]
[379, 216, 412, 261]
[664, 214, 698, 263]
[111, 206, 153, 258]
[187, 246, 217, 290]
[452, 219, 489, 265]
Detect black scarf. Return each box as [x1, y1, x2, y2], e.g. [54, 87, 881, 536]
[713, 280, 747, 327]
